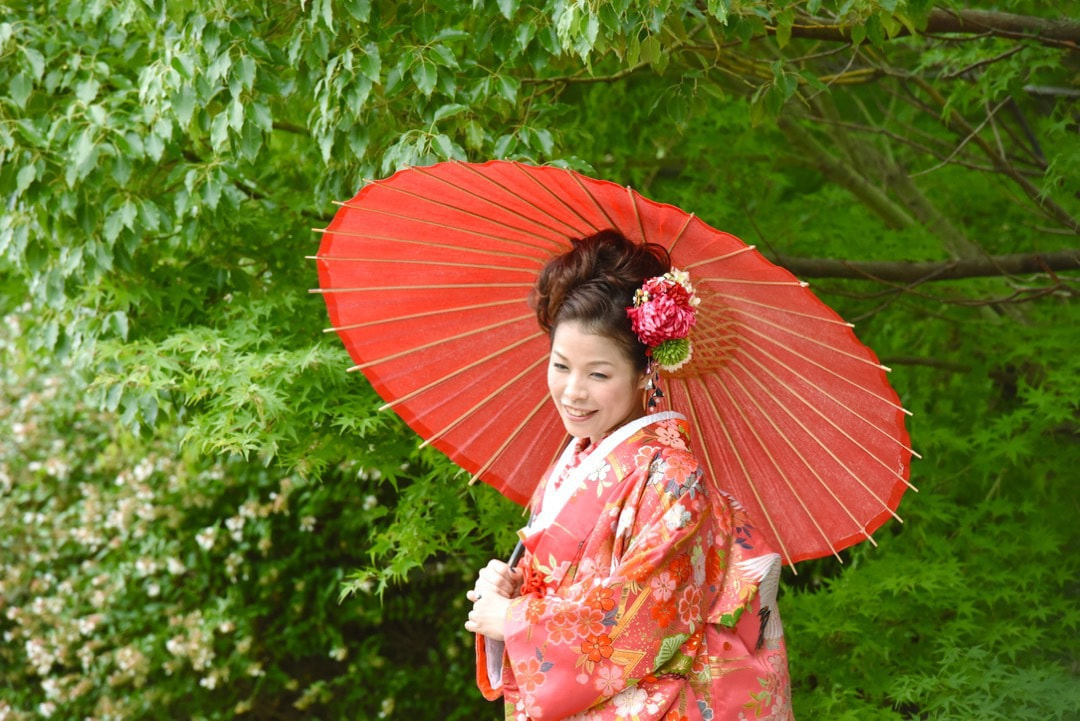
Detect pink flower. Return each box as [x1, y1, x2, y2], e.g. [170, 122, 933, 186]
[642, 276, 690, 305]
[650, 571, 677, 601]
[546, 607, 579, 644]
[678, 586, 703, 626]
[627, 294, 695, 347]
[655, 422, 687, 449]
[594, 665, 626, 695]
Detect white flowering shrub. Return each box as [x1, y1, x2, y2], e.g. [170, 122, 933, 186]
[0, 315, 517, 720]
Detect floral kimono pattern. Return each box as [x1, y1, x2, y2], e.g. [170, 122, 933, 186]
[476, 413, 793, 721]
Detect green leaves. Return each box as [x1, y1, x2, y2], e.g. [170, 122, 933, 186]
[653, 632, 690, 669]
[67, 127, 100, 185]
[749, 61, 800, 126]
[9, 73, 32, 108]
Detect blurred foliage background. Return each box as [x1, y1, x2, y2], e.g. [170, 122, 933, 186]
[1, 0, 1077, 719]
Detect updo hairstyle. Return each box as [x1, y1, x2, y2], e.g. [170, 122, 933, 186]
[531, 230, 671, 373]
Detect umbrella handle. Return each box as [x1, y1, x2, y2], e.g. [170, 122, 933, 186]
[508, 540, 524, 570]
[507, 513, 534, 570]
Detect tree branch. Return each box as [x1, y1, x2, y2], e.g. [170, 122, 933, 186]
[905, 75, 1080, 234]
[770, 248, 1080, 282]
[776, 115, 917, 230]
[784, 8, 1080, 49]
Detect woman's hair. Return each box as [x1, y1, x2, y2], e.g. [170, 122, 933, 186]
[531, 230, 671, 373]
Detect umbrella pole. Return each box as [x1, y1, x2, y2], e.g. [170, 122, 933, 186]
[508, 540, 524, 569]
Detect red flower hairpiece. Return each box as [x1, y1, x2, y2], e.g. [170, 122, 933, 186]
[626, 269, 699, 372]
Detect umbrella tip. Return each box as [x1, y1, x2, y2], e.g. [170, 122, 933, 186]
[312, 227, 328, 234]
[799, 281, 809, 288]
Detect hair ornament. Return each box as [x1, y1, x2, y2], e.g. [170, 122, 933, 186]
[626, 268, 699, 374]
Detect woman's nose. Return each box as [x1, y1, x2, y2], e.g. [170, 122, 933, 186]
[564, 374, 587, 400]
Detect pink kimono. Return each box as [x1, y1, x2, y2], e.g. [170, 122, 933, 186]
[476, 412, 793, 721]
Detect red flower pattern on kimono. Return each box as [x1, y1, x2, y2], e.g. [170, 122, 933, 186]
[475, 416, 793, 721]
[587, 586, 616, 613]
[580, 633, 614, 663]
[650, 600, 676, 628]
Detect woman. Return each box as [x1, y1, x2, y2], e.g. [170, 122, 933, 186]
[466, 230, 792, 721]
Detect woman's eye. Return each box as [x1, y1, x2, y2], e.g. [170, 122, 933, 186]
[552, 363, 568, 371]
[591, 373, 609, 380]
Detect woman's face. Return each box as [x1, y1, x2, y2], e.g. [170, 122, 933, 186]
[547, 320, 648, 446]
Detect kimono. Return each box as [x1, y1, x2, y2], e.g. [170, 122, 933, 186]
[475, 412, 793, 721]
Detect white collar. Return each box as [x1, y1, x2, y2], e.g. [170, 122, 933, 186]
[530, 411, 685, 531]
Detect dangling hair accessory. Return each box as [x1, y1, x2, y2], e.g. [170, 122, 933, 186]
[627, 269, 699, 408]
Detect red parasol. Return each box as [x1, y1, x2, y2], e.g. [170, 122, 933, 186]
[312, 160, 915, 565]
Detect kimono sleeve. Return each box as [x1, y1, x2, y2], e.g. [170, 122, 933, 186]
[500, 447, 715, 721]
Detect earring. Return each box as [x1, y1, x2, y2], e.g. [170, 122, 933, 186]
[647, 370, 663, 410]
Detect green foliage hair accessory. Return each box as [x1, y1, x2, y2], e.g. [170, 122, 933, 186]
[652, 337, 692, 373]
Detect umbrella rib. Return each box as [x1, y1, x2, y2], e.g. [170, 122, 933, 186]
[313, 228, 548, 264]
[711, 378, 845, 562]
[447, 161, 598, 240]
[724, 365, 894, 534]
[722, 296, 855, 327]
[378, 332, 544, 410]
[626, 187, 648, 245]
[686, 378, 797, 566]
[682, 245, 759, 270]
[728, 330, 918, 452]
[333, 200, 565, 254]
[565, 170, 621, 231]
[308, 255, 541, 274]
[324, 298, 527, 333]
[348, 313, 536, 370]
[467, 393, 553, 487]
[701, 277, 808, 287]
[420, 353, 549, 448]
[403, 164, 580, 245]
[312, 282, 533, 294]
[735, 352, 920, 476]
[506, 162, 605, 235]
[663, 213, 695, 256]
[730, 315, 891, 371]
[732, 320, 909, 414]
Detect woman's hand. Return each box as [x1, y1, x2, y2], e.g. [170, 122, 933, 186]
[465, 559, 523, 642]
